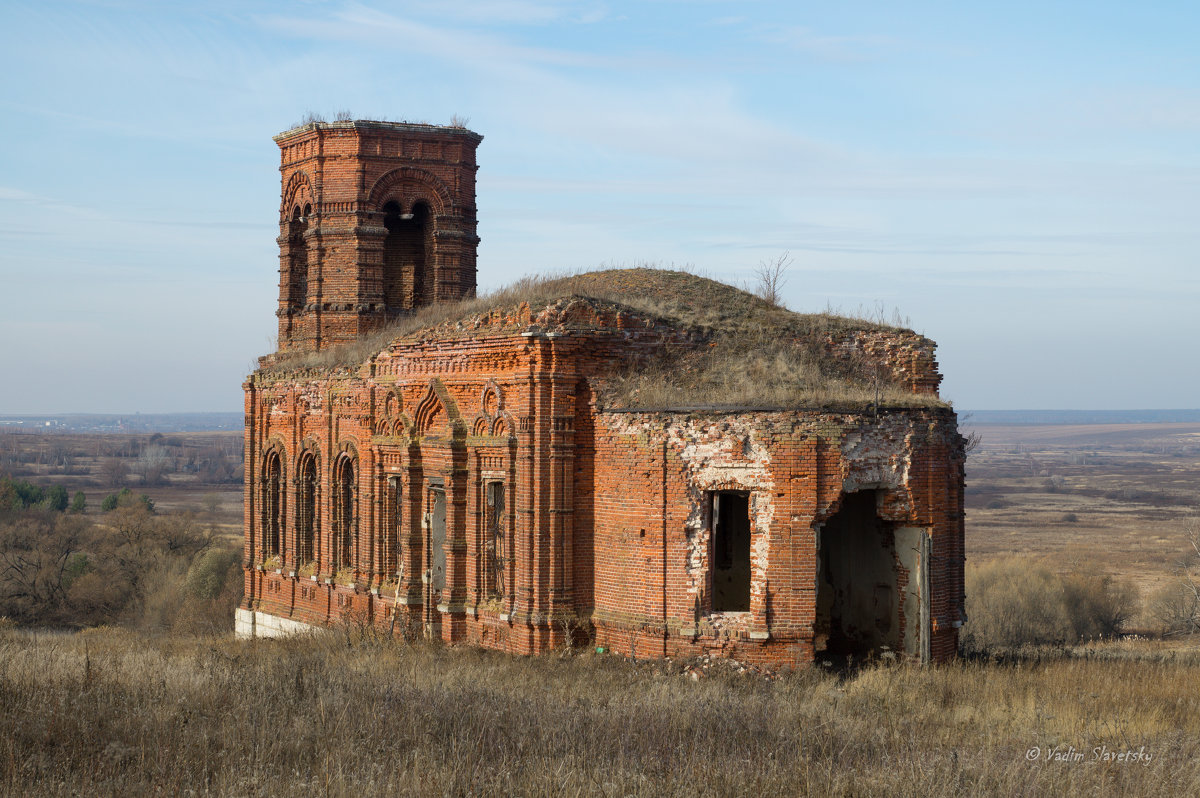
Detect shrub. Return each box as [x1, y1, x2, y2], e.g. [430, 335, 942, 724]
[69, 491, 86, 514]
[0, 476, 48, 511]
[1061, 572, 1138, 639]
[101, 488, 154, 514]
[186, 547, 240, 601]
[42, 485, 68, 512]
[962, 557, 1138, 654]
[0, 500, 230, 630]
[0, 511, 87, 624]
[1150, 519, 1200, 637]
[1150, 581, 1200, 636]
[963, 559, 1072, 651]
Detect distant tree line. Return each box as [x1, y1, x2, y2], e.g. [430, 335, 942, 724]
[0, 430, 243, 486]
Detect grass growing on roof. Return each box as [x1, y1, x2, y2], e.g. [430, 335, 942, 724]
[260, 267, 948, 410]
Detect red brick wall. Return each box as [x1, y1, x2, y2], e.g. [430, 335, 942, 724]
[243, 328, 965, 666]
[273, 121, 482, 353]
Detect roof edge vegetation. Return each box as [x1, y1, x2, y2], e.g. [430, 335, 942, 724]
[256, 267, 948, 411]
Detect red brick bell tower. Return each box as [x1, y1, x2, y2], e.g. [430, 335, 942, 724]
[274, 120, 483, 353]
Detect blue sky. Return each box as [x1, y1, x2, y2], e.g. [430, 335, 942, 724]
[2, 1, 1197, 413]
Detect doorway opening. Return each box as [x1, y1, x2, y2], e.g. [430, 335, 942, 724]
[816, 490, 900, 659]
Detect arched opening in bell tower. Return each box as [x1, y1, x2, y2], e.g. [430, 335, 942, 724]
[287, 205, 309, 311]
[382, 200, 430, 313]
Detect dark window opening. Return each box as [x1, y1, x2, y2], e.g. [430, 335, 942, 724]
[711, 491, 751, 611]
[262, 452, 282, 559]
[296, 455, 317, 567]
[288, 206, 308, 310]
[382, 200, 429, 312]
[333, 457, 356, 574]
[485, 481, 505, 599]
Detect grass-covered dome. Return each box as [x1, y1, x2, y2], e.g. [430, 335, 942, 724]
[261, 268, 946, 411]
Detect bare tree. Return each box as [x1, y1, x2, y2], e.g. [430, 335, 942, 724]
[1151, 518, 1200, 636]
[135, 444, 171, 486]
[99, 457, 129, 488]
[753, 251, 792, 307]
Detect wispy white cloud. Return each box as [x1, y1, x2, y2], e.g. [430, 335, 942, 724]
[0, 186, 44, 203]
[755, 24, 902, 62]
[258, 4, 610, 69]
[406, 0, 569, 24]
[389, 0, 610, 26]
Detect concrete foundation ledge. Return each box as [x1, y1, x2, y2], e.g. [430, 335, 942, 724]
[235, 608, 320, 639]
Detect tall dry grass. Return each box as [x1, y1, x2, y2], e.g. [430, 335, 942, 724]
[3, 626, 1199, 796]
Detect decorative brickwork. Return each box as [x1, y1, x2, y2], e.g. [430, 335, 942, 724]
[274, 121, 482, 353]
[241, 123, 967, 666]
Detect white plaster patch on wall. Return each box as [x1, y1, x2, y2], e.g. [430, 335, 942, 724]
[839, 415, 916, 496]
[683, 523, 711, 607]
[605, 414, 776, 604]
[299, 382, 326, 414]
[749, 491, 772, 604]
[667, 419, 774, 496]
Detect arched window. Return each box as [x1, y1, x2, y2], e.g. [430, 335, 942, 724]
[262, 451, 283, 559]
[382, 200, 430, 312]
[288, 205, 309, 310]
[296, 453, 317, 567]
[383, 475, 402, 581]
[484, 481, 505, 599]
[333, 456, 357, 574]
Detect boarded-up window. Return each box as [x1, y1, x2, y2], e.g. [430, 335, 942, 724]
[485, 481, 505, 599]
[383, 476, 401, 579]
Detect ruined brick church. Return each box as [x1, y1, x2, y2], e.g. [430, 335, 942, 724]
[237, 120, 967, 664]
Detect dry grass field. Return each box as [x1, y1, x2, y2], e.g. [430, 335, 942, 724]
[3, 423, 1200, 794]
[964, 422, 1200, 628]
[4, 626, 1200, 797]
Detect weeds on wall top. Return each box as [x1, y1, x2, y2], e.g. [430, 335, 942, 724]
[260, 267, 947, 411]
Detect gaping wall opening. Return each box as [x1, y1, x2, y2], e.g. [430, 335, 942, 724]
[286, 205, 309, 311]
[710, 491, 751, 612]
[816, 490, 900, 658]
[382, 200, 429, 313]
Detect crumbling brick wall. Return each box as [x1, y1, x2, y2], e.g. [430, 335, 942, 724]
[242, 326, 965, 665]
[587, 408, 964, 663]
